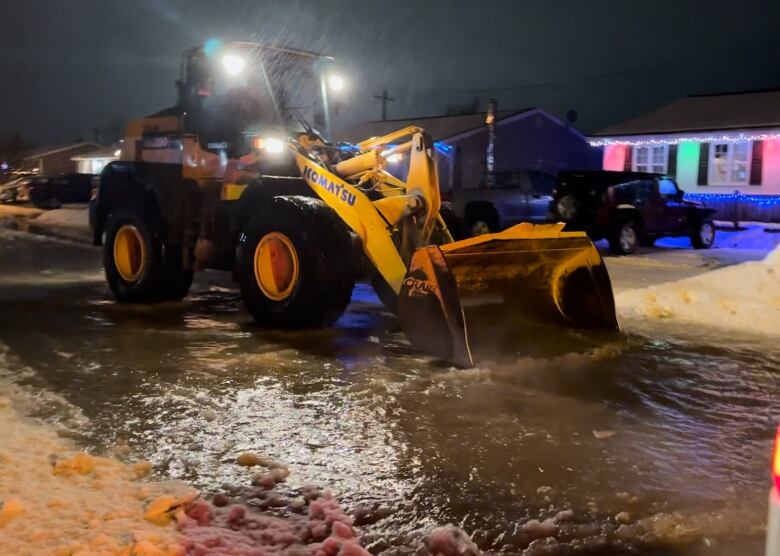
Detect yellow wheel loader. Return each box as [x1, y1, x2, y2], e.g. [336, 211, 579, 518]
[90, 41, 618, 367]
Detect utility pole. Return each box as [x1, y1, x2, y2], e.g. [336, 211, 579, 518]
[485, 99, 497, 187]
[373, 89, 395, 121]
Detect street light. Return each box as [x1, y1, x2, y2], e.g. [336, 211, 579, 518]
[320, 70, 345, 142]
[328, 74, 344, 92]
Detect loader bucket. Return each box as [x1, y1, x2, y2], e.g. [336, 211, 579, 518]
[397, 223, 618, 367]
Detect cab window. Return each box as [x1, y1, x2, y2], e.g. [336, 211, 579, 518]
[635, 180, 655, 202]
[658, 178, 679, 199]
[612, 183, 635, 204]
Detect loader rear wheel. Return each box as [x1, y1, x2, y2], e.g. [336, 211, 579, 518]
[238, 195, 355, 328]
[104, 209, 193, 302]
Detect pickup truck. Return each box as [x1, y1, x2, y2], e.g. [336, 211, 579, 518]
[444, 170, 557, 238]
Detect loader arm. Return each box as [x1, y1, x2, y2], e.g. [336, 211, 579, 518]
[291, 126, 446, 293]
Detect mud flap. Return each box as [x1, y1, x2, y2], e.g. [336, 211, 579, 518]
[398, 223, 619, 367]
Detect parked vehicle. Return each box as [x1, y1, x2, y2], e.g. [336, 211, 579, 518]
[552, 170, 716, 255]
[28, 173, 94, 209]
[0, 175, 34, 203]
[445, 170, 557, 238]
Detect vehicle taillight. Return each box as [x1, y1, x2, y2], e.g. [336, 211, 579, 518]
[773, 425, 780, 492]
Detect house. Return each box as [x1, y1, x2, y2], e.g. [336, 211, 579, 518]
[71, 144, 121, 175]
[336, 108, 601, 189]
[591, 89, 780, 197]
[19, 143, 100, 175]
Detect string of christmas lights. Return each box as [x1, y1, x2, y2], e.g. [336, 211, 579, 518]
[684, 192, 780, 207]
[589, 130, 780, 147]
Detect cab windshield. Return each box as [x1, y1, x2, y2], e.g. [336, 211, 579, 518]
[183, 43, 326, 156]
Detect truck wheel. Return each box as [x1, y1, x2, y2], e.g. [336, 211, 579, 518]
[464, 205, 498, 237]
[238, 195, 354, 328]
[103, 209, 193, 302]
[555, 194, 579, 222]
[609, 219, 638, 255]
[691, 219, 715, 249]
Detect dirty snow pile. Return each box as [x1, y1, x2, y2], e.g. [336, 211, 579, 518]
[32, 206, 90, 230]
[0, 394, 194, 555]
[617, 244, 780, 339]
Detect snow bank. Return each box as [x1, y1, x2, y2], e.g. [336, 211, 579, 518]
[0, 394, 193, 555]
[616, 244, 780, 341]
[32, 207, 89, 230]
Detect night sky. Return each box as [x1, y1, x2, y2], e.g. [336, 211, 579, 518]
[2, 0, 780, 144]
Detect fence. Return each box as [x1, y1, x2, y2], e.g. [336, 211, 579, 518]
[683, 193, 780, 223]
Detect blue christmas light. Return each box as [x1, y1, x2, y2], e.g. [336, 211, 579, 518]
[684, 192, 780, 207]
[434, 141, 454, 156]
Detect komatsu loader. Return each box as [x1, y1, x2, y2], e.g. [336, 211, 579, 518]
[91, 41, 618, 366]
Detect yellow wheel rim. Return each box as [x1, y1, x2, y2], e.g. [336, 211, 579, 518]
[113, 224, 146, 282]
[254, 232, 299, 301]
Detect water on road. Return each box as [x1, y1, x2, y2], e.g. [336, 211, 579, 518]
[0, 229, 776, 555]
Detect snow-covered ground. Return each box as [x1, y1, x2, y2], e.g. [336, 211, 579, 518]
[615, 242, 780, 346]
[32, 204, 89, 231]
[0, 343, 192, 555]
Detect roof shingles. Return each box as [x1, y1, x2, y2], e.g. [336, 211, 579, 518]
[595, 90, 780, 137]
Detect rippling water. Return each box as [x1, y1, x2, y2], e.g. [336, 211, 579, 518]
[0, 230, 776, 555]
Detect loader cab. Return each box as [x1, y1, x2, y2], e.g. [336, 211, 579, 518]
[177, 41, 332, 160]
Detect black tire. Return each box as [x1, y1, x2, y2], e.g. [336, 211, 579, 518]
[238, 195, 354, 328]
[690, 219, 715, 249]
[554, 194, 579, 223]
[103, 208, 193, 302]
[609, 219, 639, 255]
[464, 205, 499, 237]
[439, 205, 465, 241]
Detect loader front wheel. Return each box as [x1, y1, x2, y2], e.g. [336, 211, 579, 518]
[238, 196, 355, 328]
[104, 209, 193, 302]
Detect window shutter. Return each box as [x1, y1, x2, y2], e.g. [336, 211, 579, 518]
[750, 140, 763, 185]
[667, 145, 677, 176]
[623, 146, 633, 171]
[697, 143, 709, 185]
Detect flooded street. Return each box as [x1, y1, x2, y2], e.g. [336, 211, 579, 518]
[0, 229, 776, 555]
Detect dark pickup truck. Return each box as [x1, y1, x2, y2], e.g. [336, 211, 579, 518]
[444, 170, 557, 238]
[552, 171, 716, 254]
[28, 173, 94, 209]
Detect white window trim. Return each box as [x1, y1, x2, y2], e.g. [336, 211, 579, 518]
[632, 145, 669, 174]
[707, 141, 751, 186]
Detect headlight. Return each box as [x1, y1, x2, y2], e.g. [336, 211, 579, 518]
[263, 137, 285, 154]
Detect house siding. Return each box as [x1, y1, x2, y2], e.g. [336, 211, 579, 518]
[602, 138, 780, 195]
[448, 112, 601, 189]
